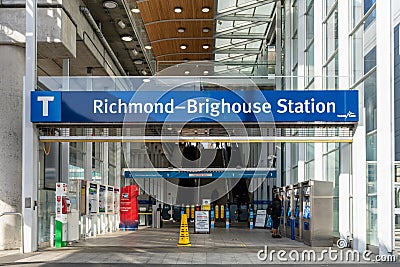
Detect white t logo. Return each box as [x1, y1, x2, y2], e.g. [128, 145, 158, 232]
[37, 96, 54, 117]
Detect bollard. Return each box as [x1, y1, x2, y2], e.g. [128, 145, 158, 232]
[249, 207, 254, 230]
[225, 204, 230, 229]
[210, 205, 215, 229]
[291, 218, 295, 240]
[215, 205, 219, 220]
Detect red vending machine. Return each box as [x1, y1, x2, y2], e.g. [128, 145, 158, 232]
[119, 185, 139, 230]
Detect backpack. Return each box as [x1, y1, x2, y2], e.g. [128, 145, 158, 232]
[267, 204, 273, 215]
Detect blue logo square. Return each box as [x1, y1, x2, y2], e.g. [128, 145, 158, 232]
[31, 91, 61, 122]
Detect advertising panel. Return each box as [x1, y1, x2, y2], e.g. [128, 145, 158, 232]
[107, 186, 114, 213]
[114, 188, 120, 214]
[88, 183, 98, 213]
[119, 185, 139, 230]
[99, 185, 106, 213]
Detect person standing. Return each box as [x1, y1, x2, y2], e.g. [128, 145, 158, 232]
[271, 193, 282, 238]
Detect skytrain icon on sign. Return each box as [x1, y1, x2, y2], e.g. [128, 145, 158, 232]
[337, 111, 357, 119]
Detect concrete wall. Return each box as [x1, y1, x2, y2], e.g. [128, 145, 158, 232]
[0, 45, 24, 250]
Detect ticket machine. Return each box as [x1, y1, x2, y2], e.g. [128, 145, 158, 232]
[278, 187, 286, 237]
[293, 183, 303, 241]
[301, 180, 333, 246]
[285, 185, 293, 239]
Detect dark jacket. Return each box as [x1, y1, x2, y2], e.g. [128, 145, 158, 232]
[271, 197, 282, 218]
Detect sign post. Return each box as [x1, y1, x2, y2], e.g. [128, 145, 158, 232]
[55, 183, 68, 248]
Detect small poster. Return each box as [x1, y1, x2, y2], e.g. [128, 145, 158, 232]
[89, 183, 98, 213]
[255, 209, 267, 228]
[99, 185, 106, 213]
[107, 186, 114, 213]
[195, 211, 210, 233]
[80, 181, 86, 215]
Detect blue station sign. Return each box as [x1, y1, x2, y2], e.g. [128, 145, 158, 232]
[31, 90, 358, 123]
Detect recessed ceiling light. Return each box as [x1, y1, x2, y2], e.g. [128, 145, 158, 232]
[103, 0, 118, 9]
[141, 70, 147, 75]
[202, 44, 210, 50]
[131, 8, 140, 13]
[174, 7, 183, 13]
[121, 35, 133, 42]
[202, 27, 211, 33]
[143, 78, 150, 83]
[184, 70, 190, 75]
[177, 27, 185, 33]
[132, 49, 139, 56]
[183, 58, 190, 62]
[180, 44, 188, 50]
[117, 20, 126, 29]
[203, 70, 209, 75]
[144, 45, 152, 50]
[134, 60, 143, 65]
[202, 7, 210, 13]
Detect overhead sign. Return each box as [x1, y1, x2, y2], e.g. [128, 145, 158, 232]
[31, 90, 359, 123]
[124, 170, 277, 179]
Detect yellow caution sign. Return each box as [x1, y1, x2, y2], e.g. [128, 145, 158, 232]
[215, 205, 219, 219]
[221, 205, 225, 219]
[177, 213, 191, 246]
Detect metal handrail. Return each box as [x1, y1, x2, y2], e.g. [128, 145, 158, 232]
[0, 212, 24, 253]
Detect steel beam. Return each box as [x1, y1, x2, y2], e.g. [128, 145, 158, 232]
[38, 135, 353, 143]
[216, 0, 276, 19]
[218, 15, 273, 22]
[215, 34, 265, 39]
[214, 21, 267, 37]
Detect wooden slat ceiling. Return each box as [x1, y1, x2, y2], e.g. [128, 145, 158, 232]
[137, 0, 214, 63]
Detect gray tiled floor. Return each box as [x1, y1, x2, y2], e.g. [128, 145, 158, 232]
[0, 226, 391, 265]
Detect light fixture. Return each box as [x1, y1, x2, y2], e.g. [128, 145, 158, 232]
[117, 20, 126, 29]
[132, 49, 139, 56]
[134, 60, 143, 65]
[183, 58, 190, 62]
[202, 44, 210, 50]
[184, 70, 190, 75]
[141, 70, 147, 75]
[174, 7, 183, 13]
[201, 7, 210, 13]
[203, 70, 209, 75]
[180, 44, 188, 50]
[177, 27, 186, 33]
[131, 8, 140, 13]
[202, 27, 210, 33]
[103, 0, 118, 9]
[144, 45, 152, 50]
[121, 35, 133, 42]
[143, 78, 150, 83]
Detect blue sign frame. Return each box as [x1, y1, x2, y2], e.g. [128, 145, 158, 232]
[31, 90, 358, 123]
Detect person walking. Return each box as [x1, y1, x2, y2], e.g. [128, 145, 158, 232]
[271, 193, 282, 238]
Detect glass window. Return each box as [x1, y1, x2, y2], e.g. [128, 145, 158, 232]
[352, 26, 364, 84]
[364, 71, 377, 133]
[306, 42, 314, 85]
[366, 163, 378, 246]
[306, 2, 314, 46]
[325, 9, 338, 60]
[325, 54, 339, 89]
[326, 0, 336, 15]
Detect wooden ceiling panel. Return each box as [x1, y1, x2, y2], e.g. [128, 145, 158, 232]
[137, 0, 215, 65]
[138, 0, 214, 23]
[144, 20, 213, 40]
